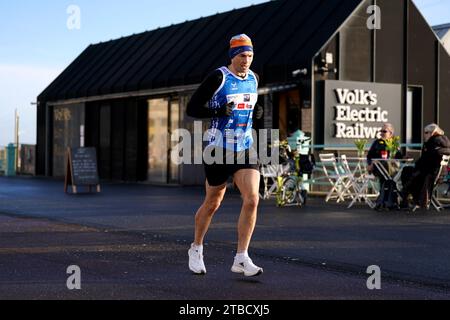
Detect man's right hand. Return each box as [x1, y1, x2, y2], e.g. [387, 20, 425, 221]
[214, 102, 234, 117]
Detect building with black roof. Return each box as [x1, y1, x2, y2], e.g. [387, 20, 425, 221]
[37, 0, 450, 185]
[434, 23, 450, 54]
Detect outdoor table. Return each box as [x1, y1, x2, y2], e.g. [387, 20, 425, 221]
[372, 158, 414, 188]
[344, 157, 368, 176]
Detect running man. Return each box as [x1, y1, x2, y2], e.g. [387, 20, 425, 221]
[186, 34, 264, 277]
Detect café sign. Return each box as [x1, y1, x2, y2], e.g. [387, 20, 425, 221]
[323, 80, 401, 146]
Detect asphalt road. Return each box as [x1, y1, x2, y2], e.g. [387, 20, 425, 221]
[1, 176, 450, 300]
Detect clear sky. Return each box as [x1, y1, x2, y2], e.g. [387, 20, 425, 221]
[0, 0, 449, 146]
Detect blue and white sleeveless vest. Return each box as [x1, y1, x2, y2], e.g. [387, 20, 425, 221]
[207, 67, 259, 152]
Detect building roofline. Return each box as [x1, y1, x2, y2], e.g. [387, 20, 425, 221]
[44, 84, 200, 106]
[395, 1, 450, 58]
[38, 0, 364, 102]
[433, 23, 450, 31]
[43, 81, 298, 106]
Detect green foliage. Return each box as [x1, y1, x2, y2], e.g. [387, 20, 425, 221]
[354, 139, 368, 153]
[385, 136, 401, 158]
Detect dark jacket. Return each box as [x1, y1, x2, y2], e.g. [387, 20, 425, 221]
[415, 135, 450, 175]
[367, 139, 402, 165]
[402, 134, 450, 207]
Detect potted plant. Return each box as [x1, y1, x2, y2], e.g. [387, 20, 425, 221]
[354, 139, 368, 158]
[385, 136, 401, 175]
[385, 136, 401, 159]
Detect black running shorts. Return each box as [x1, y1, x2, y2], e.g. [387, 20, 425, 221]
[203, 147, 259, 187]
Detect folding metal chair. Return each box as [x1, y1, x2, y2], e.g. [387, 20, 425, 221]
[260, 164, 285, 200]
[340, 155, 376, 209]
[319, 153, 352, 203]
[431, 155, 450, 212]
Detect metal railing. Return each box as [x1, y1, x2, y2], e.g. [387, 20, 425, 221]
[308, 143, 423, 150]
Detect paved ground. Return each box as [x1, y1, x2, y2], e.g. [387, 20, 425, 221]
[1, 176, 450, 300]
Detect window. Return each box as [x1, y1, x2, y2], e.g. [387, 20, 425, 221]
[406, 86, 423, 148]
[148, 97, 180, 184]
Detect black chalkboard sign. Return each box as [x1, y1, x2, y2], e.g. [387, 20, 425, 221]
[65, 147, 101, 194]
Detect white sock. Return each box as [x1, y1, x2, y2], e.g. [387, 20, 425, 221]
[235, 251, 249, 262]
[191, 243, 203, 253]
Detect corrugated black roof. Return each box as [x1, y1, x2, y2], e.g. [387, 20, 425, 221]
[38, 0, 363, 102]
[433, 23, 450, 39]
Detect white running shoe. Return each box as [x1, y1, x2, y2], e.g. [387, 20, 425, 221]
[188, 244, 206, 275]
[231, 256, 263, 277]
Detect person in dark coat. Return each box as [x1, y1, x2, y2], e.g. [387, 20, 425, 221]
[367, 123, 402, 182]
[401, 124, 450, 209]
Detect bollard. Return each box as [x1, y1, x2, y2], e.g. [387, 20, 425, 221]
[5, 143, 17, 176]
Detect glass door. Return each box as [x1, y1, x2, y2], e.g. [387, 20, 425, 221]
[169, 100, 180, 183]
[148, 98, 180, 184]
[148, 98, 169, 183]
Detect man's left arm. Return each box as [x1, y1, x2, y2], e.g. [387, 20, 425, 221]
[253, 72, 264, 121]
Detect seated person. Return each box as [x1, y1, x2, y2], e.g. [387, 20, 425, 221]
[401, 124, 450, 209]
[367, 123, 402, 182]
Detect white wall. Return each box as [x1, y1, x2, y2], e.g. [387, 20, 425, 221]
[442, 30, 450, 56]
